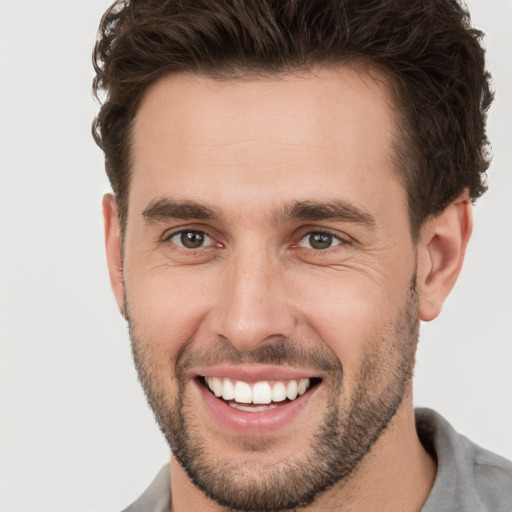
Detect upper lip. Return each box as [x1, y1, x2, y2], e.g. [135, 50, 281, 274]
[191, 365, 322, 382]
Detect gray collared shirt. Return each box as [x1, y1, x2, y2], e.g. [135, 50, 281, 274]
[122, 408, 512, 511]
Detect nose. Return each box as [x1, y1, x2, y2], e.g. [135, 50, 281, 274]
[211, 248, 296, 352]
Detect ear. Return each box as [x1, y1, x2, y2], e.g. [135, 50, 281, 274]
[417, 193, 473, 322]
[102, 194, 125, 317]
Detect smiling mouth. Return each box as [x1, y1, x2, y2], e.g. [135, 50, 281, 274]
[199, 376, 322, 412]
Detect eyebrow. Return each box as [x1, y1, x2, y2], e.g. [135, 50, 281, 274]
[142, 198, 223, 223]
[141, 197, 376, 229]
[273, 200, 376, 228]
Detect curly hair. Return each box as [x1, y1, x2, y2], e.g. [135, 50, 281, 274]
[92, 0, 493, 236]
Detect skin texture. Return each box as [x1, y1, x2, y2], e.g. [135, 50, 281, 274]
[103, 67, 472, 511]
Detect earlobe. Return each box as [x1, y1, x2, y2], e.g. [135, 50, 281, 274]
[417, 194, 473, 322]
[102, 194, 125, 317]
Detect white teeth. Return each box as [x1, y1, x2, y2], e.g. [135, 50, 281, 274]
[271, 382, 287, 402]
[205, 377, 312, 406]
[211, 377, 222, 397]
[252, 382, 272, 404]
[297, 378, 308, 395]
[221, 379, 235, 400]
[230, 403, 278, 412]
[286, 380, 298, 400]
[234, 381, 252, 403]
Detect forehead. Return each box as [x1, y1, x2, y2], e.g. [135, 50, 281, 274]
[129, 67, 407, 226]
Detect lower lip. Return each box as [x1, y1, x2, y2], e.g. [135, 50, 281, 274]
[194, 379, 319, 435]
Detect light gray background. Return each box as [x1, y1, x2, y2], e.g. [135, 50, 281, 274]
[0, 1, 510, 511]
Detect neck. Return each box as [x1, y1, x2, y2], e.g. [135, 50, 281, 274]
[169, 389, 436, 512]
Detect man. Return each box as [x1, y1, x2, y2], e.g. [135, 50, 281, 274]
[92, 0, 512, 510]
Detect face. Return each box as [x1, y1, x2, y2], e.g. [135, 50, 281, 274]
[120, 68, 420, 510]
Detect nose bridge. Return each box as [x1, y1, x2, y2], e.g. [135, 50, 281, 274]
[215, 243, 293, 351]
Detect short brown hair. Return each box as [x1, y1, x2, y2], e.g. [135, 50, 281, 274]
[92, 0, 493, 236]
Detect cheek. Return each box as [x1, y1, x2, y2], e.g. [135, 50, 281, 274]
[290, 270, 406, 369]
[125, 266, 216, 358]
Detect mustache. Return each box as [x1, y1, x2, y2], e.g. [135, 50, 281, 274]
[174, 337, 342, 374]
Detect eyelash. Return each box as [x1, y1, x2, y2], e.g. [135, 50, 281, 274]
[162, 229, 219, 250]
[162, 228, 349, 253]
[294, 230, 347, 251]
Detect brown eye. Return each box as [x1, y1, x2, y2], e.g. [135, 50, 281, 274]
[298, 231, 342, 250]
[181, 231, 205, 248]
[309, 233, 332, 249]
[169, 230, 213, 249]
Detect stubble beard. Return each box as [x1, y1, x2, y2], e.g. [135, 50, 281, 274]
[127, 279, 419, 512]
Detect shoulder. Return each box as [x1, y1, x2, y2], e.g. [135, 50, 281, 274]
[416, 408, 512, 512]
[122, 464, 171, 512]
[471, 444, 512, 509]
